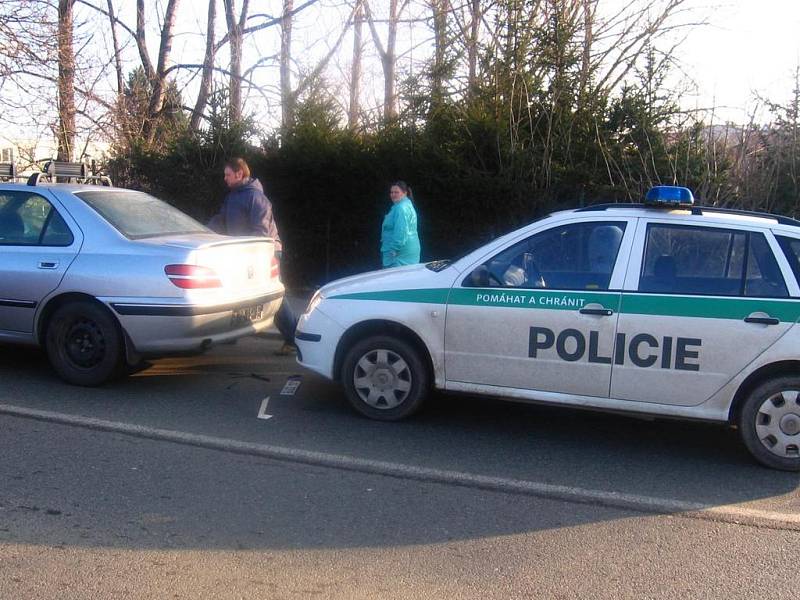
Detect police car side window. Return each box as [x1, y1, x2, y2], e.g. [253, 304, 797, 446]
[466, 221, 626, 290]
[639, 225, 788, 297]
[744, 233, 788, 297]
[777, 236, 800, 289]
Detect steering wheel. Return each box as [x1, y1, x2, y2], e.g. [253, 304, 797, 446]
[522, 253, 547, 288]
[524, 259, 546, 288]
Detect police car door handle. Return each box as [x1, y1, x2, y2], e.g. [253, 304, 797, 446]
[38, 261, 59, 269]
[580, 305, 613, 316]
[744, 315, 780, 325]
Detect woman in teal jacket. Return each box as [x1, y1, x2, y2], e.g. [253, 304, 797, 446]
[380, 181, 421, 267]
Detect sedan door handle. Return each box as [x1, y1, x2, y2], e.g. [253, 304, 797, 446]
[580, 305, 613, 316]
[744, 315, 780, 325]
[38, 261, 59, 269]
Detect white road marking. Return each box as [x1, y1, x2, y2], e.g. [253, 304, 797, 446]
[257, 396, 273, 420]
[1, 402, 799, 530]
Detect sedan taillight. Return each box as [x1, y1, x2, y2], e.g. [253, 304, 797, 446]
[164, 264, 222, 289]
[271, 256, 280, 280]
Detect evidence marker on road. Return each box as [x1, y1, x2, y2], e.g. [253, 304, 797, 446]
[280, 375, 302, 396]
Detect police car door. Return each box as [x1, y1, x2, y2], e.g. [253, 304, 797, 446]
[612, 219, 795, 405]
[445, 218, 633, 398]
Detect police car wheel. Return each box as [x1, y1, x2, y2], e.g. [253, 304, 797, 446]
[739, 377, 800, 471]
[341, 335, 429, 420]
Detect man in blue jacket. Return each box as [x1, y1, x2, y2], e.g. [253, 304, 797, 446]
[209, 158, 295, 353]
[208, 157, 282, 252]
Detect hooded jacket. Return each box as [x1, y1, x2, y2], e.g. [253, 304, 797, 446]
[380, 196, 420, 267]
[208, 178, 282, 251]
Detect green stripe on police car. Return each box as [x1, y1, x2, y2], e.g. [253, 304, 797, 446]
[330, 288, 800, 322]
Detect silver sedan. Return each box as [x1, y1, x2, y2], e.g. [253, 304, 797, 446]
[0, 182, 284, 385]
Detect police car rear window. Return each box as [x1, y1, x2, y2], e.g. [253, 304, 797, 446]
[640, 225, 788, 297]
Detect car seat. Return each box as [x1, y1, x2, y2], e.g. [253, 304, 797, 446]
[588, 225, 624, 273]
[650, 255, 677, 292]
[0, 211, 24, 243]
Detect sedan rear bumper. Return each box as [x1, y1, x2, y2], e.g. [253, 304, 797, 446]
[109, 290, 284, 354]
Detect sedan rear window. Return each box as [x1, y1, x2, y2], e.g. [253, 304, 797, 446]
[75, 190, 209, 239]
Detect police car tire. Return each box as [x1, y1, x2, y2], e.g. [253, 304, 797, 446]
[738, 377, 800, 472]
[341, 335, 429, 421]
[45, 300, 123, 387]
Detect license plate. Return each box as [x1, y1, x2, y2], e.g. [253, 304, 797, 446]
[232, 303, 264, 324]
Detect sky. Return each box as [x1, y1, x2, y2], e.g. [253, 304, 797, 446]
[678, 0, 800, 122]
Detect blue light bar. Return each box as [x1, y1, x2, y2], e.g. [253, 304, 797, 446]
[644, 186, 694, 206]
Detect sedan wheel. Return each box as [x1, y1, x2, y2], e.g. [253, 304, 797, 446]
[739, 377, 800, 471]
[341, 335, 429, 420]
[46, 301, 123, 386]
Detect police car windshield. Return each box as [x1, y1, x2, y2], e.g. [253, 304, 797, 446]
[448, 214, 553, 268]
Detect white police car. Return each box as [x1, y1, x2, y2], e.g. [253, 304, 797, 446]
[296, 186, 800, 471]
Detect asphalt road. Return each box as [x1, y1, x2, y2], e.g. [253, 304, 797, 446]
[2, 335, 800, 598]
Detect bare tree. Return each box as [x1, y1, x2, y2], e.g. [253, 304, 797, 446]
[466, 0, 482, 89]
[190, 0, 218, 131]
[364, 0, 407, 122]
[448, 0, 489, 94]
[134, 0, 155, 80]
[143, 0, 180, 143]
[280, 1, 357, 131]
[1, 2, 56, 77]
[222, 0, 248, 123]
[105, 0, 123, 97]
[116, 0, 184, 143]
[280, 0, 294, 130]
[57, 0, 76, 161]
[348, 0, 364, 130]
[578, 0, 595, 98]
[428, 0, 449, 103]
[588, 0, 696, 98]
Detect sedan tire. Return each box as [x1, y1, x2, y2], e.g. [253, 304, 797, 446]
[739, 376, 800, 471]
[45, 301, 123, 386]
[341, 335, 429, 421]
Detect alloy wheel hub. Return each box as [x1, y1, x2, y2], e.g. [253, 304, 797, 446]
[372, 368, 395, 390]
[779, 413, 800, 436]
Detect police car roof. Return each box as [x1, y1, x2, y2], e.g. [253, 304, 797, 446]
[574, 202, 800, 229]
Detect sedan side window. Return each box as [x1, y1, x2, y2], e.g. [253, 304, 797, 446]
[639, 224, 788, 297]
[0, 196, 25, 244]
[0, 192, 73, 247]
[465, 221, 627, 290]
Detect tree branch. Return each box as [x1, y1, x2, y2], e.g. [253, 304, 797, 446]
[214, 0, 319, 51]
